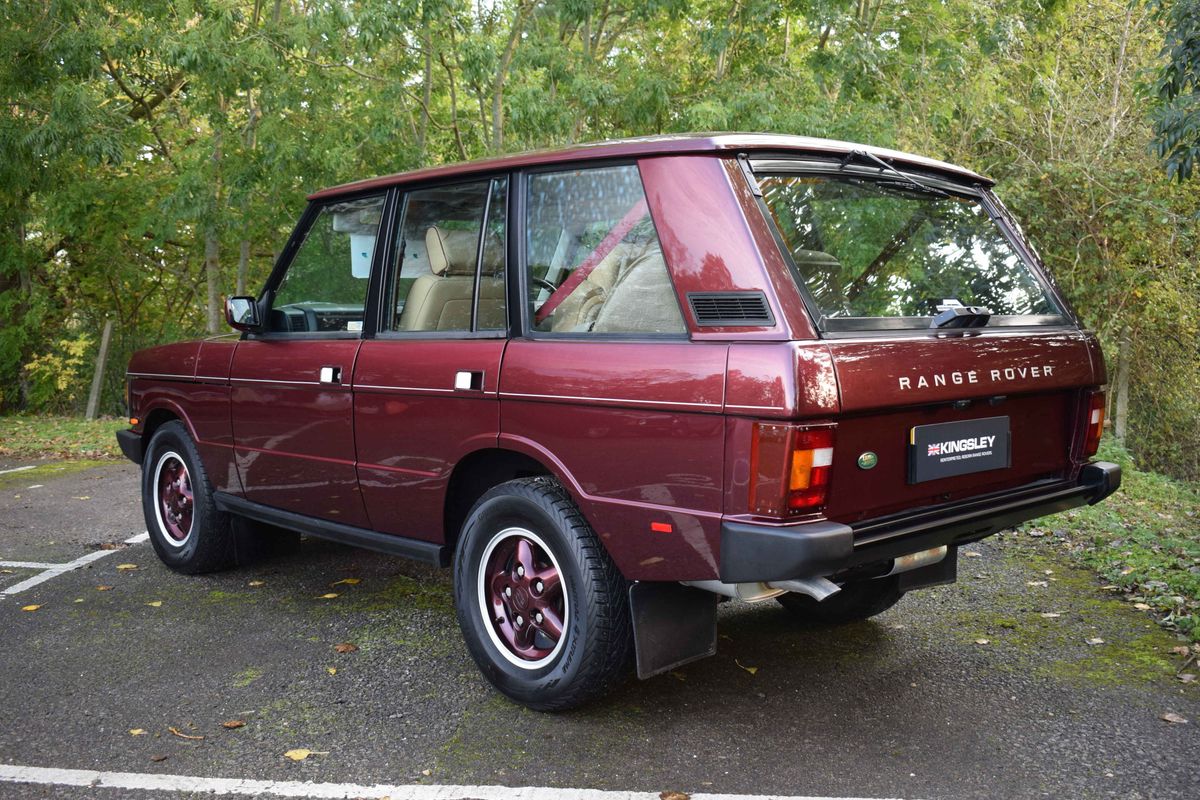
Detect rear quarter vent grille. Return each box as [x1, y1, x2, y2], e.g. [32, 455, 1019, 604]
[688, 292, 775, 327]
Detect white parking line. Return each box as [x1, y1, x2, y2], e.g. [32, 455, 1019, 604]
[0, 764, 904, 800]
[0, 531, 150, 596]
[0, 561, 61, 570]
[0, 465, 36, 476]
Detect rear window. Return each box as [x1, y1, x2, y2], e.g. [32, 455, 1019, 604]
[758, 173, 1065, 331]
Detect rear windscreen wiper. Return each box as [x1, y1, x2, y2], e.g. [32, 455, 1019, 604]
[840, 149, 952, 199]
[931, 304, 992, 328]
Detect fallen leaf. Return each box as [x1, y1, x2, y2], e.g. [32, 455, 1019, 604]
[146, 601, 163, 608]
[129, 729, 147, 736]
[1085, 637, 1105, 646]
[1160, 712, 1188, 724]
[734, 659, 758, 675]
[98, 542, 125, 550]
[284, 748, 328, 761]
[660, 792, 691, 800]
[168, 727, 204, 741]
[1170, 646, 1191, 656]
[327, 667, 337, 676]
[248, 580, 265, 587]
[962, 551, 982, 558]
[1043, 569, 1054, 575]
[221, 720, 245, 730]
[316, 593, 339, 600]
[1134, 603, 1151, 611]
[331, 578, 361, 586]
[333, 642, 358, 654]
[421, 769, 432, 777]
[974, 638, 990, 645]
[1040, 612, 1062, 618]
[21, 605, 40, 612]
[73, 598, 83, 603]
[669, 671, 686, 682]
[116, 564, 138, 571]
[0, 569, 13, 574]
[150, 755, 168, 763]
[1178, 674, 1196, 684]
[74, 496, 91, 500]
[96, 585, 113, 591]
[1026, 580, 1048, 587]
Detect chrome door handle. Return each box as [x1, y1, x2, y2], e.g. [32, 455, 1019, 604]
[454, 370, 483, 391]
[319, 366, 343, 384]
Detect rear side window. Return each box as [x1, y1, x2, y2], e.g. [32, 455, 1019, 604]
[758, 173, 1065, 331]
[525, 164, 684, 335]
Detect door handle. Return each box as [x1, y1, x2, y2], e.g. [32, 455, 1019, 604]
[319, 365, 343, 384]
[454, 370, 484, 391]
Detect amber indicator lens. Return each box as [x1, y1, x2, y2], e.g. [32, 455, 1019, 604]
[749, 423, 835, 517]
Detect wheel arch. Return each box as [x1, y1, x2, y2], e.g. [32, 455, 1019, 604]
[442, 447, 559, 553]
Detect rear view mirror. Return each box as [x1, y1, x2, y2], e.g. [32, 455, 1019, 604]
[225, 296, 261, 332]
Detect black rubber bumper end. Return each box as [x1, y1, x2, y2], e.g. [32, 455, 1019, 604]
[115, 429, 143, 465]
[719, 519, 854, 583]
[1081, 461, 1121, 505]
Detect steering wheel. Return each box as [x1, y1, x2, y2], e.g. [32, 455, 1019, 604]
[530, 277, 557, 294]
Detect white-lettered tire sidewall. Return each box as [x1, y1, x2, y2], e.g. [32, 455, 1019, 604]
[455, 491, 594, 706]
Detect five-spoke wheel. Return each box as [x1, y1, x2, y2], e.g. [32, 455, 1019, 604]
[479, 529, 567, 668]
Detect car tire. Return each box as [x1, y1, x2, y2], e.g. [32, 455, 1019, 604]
[776, 576, 904, 625]
[141, 421, 236, 574]
[453, 477, 632, 711]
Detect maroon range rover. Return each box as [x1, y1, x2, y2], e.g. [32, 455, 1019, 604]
[119, 133, 1119, 710]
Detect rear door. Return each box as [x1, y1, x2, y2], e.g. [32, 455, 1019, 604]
[750, 162, 1099, 523]
[500, 163, 728, 582]
[353, 177, 509, 540]
[230, 192, 387, 527]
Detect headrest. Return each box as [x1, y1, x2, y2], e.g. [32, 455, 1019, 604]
[426, 227, 478, 276]
[426, 226, 506, 276]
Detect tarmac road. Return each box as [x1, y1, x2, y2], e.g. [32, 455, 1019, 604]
[0, 460, 1196, 800]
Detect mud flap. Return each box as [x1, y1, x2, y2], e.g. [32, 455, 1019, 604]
[629, 582, 718, 679]
[231, 516, 302, 566]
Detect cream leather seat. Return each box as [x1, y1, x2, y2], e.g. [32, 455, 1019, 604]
[397, 226, 505, 331]
[548, 241, 683, 334]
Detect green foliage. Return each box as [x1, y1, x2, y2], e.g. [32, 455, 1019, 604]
[1038, 438, 1200, 641]
[0, 0, 1196, 478]
[1151, 0, 1200, 181]
[23, 334, 94, 413]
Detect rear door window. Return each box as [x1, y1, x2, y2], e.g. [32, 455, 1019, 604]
[524, 164, 684, 335]
[757, 171, 1065, 331]
[385, 178, 508, 333]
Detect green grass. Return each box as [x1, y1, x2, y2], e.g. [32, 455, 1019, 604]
[0, 415, 124, 460]
[1032, 438, 1200, 641]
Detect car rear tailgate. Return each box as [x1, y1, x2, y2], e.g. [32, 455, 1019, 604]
[822, 330, 1099, 524]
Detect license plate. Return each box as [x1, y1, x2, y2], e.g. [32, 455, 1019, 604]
[908, 416, 1011, 484]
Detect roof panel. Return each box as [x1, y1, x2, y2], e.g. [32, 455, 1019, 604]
[307, 133, 992, 200]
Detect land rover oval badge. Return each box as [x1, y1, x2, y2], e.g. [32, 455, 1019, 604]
[857, 451, 878, 470]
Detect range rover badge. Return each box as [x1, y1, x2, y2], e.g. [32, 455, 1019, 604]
[857, 451, 878, 470]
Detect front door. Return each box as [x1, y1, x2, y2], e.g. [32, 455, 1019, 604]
[230, 192, 388, 528]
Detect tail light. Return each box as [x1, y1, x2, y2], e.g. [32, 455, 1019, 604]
[749, 423, 835, 517]
[1083, 391, 1105, 457]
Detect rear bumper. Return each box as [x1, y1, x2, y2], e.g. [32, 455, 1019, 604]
[115, 430, 143, 465]
[719, 461, 1121, 583]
